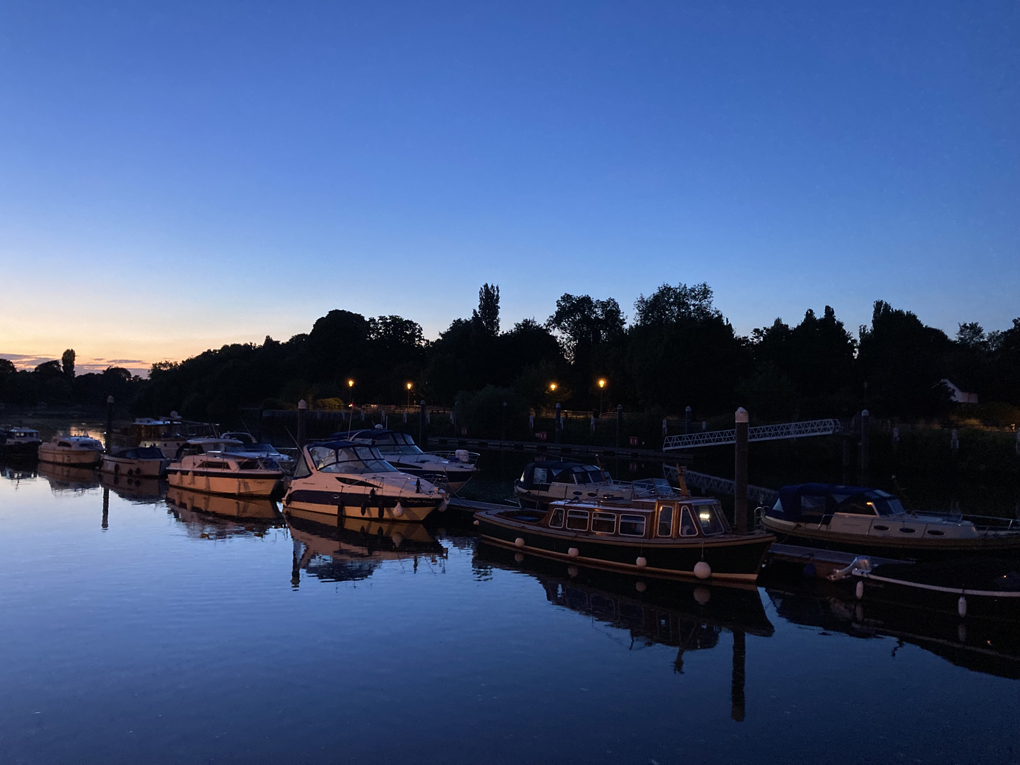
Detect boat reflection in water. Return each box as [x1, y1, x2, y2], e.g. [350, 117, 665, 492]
[100, 472, 167, 504]
[37, 461, 101, 494]
[0, 458, 38, 485]
[166, 487, 284, 540]
[287, 512, 447, 587]
[766, 585, 1020, 680]
[475, 542, 773, 721]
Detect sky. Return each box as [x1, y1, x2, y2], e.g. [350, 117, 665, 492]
[0, 1, 1017, 376]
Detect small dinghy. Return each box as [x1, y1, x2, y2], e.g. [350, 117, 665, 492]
[101, 446, 170, 478]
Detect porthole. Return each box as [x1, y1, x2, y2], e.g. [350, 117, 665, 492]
[898, 527, 916, 534]
[873, 525, 889, 531]
[926, 529, 945, 536]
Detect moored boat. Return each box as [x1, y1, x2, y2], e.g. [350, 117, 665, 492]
[476, 495, 774, 584]
[760, 483, 1020, 559]
[514, 459, 676, 509]
[166, 450, 284, 497]
[282, 440, 448, 524]
[38, 435, 104, 466]
[346, 429, 479, 493]
[100, 446, 170, 478]
[0, 426, 42, 457]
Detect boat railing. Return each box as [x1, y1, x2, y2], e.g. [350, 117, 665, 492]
[427, 450, 481, 465]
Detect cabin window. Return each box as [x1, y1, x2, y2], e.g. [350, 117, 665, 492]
[619, 515, 646, 536]
[202, 461, 228, 470]
[592, 512, 616, 533]
[657, 505, 675, 537]
[697, 505, 726, 535]
[58, 441, 71, 448]
[566, 510, 590, 531]
[548, 508, 564, 528]
[679, 506, 699, 536]
[532, 467, 548, 485]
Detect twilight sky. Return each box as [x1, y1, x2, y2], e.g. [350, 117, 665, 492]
[1, 1, 1017, 376]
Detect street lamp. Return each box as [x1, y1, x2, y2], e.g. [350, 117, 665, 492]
[597, 378, 606, 417]
[347, 379, 355, 437]
[406, 381, 413, 410]
[549, 382, 557, 392]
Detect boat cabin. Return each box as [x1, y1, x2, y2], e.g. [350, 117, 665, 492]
[766, 483, 907, 525]
[518, 461, 609, 490]
[520, 497, 731, 541]
[295, 441, 397, 478]
[344, 430, 425, 456]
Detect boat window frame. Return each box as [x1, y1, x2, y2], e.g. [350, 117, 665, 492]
[565, 509, 590, 531]
[591, 512, 617, 534]
[548, 507, 565, 528]
[679, 505, 700, 537]
[657, 503, 676, 538]
[618, 514, 646, 537]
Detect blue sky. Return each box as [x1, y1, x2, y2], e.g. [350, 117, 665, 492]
[1, 1, 1017, 374]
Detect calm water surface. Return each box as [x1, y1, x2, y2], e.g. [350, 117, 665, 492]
[0, 461, 1018, 764]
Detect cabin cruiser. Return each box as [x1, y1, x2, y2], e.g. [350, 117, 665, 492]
[0, 426, 42, 457]
[476, 494, 774, 583]
[759, 483, 1020, 559]
[133, 416, 219, 459]
[283, 440, 448, 524]
[344, 429, 479, 493]
[166, 442, 284, 498]
[101, 446, 169, 478]
[175, 437, 293, 472]
[38, 435, 104, 466]
[514, 460, 676, 509]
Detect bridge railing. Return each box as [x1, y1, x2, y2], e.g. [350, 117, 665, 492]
[663, 418, 843, 451]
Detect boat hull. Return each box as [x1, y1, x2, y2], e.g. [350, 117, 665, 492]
[761, 519, 1020, 560]
[477, 514, 773, 583]
[283, 488, 442, 524]
[166, 469, 281, 497]
[37, 446, 102, 466]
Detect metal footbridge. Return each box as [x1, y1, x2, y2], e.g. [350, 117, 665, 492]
[663, 418, 843, 451]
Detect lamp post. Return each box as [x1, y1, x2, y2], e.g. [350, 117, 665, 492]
[406, 382, 413, 410]
[597, 378, 606, 417]
[346, 379, 355, 437]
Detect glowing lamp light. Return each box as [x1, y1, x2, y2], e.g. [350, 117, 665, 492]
[347, 379, 355, 388]
[549, 382, 558, 391]
[598, 379, 606, 389]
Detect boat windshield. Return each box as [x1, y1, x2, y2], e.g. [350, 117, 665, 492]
[572, 466, 608, 484]
[379, 433, 424, 456]
[309, 445, 397, 474]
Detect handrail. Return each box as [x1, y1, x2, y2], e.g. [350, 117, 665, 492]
[663, 418, 843, 451]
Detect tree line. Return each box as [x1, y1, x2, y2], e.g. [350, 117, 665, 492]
[2, 283, 1019, 427]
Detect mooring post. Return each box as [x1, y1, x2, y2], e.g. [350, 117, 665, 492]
[555, 403, 562, 444]
[684, 405, 692, 435]
[102, 487, 110, 530]
[731, 631, 746, 722]
[419, 399, 428, 449]
[735, 407, 749, 533]
[105, 395, 114, 453]
[615, 404, 622, 448]
[501, 401, 507, 441]
[297, 400, 307, 448]
[859, 409, 870, 484]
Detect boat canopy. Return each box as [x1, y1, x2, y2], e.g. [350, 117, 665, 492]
[518, 461, 610, 490]
[768, 483, 906, 523]
[343, 430, 424, 455]
[307, 441, 397, 474]
[110, 446, 167, 460]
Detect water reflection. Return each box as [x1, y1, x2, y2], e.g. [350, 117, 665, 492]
[37, 461, 100, 493]
[288, 513, 447, 586]
[166, 487, 284, 539]
[766, 584, 1020, 680]
[475, 542, 774, 721]
[100, 472, 167, 504]
[0, 458, 37, 485]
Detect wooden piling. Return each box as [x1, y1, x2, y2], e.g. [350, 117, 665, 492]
[735, 407, 749, 533]
[297, 399, 307, 448]
[105, 395, 114, 453]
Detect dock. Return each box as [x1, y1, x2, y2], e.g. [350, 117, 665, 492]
[767, 543, 906, 578]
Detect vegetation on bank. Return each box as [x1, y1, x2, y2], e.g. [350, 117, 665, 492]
[2, 283, 1019, 430]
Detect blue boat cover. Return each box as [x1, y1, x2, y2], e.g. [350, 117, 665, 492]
[768, 483, 900, 523]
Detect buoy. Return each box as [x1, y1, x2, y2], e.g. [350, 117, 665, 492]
[472, 519, 480, 526]
[957, 623, 967, 643]
[635, 581, 647, 593]
[855, 581, 865, 600]
[514, 537, 525, 548]
[693, 586, 711, 605]
[568, 547, 579, 558]
[693, 561, 712, 580]
[514, 552, 524, 563]
[958, 595, 967, 618]
[438, 500, 448, 512]
[636, 556, 647, 568]
[391, 532, 404, 547]
[393, 502, 404, 518]
[567, 566, 579, 577]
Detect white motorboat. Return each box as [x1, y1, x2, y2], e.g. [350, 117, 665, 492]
[100, 446, 170, 478]
[38, 435, 104, 466]
[221, 432, 296, 473]
[283, 439, 448, 524]
[166, 447, 284, 498]
[346, 429, 479, 492]
[133, 416, 219, 459]
[514, 460, 676, 510]
[0, 426, 42, 457]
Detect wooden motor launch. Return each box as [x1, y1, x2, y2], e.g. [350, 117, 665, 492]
[166, 447, 284, 498]
[282, 440, 448, 524]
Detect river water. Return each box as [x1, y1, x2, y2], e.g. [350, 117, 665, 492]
[0, 459, 1017, 764]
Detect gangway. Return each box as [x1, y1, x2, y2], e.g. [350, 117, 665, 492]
[663, 465, 779, 507]
[663, 418, 842, 451]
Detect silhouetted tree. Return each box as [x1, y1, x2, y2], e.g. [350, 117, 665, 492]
[61, 349, 75, 378]
[472, 284, 500, 335]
